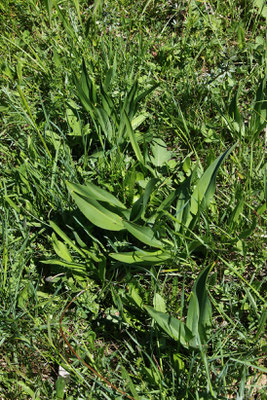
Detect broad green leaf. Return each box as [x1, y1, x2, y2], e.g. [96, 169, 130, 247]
[145, 306, 193, 348]
[157, 189, 178, 212]
[255, 309, 267, 341]
[41, 259, 87, 271]
[70, 192, 124, 231]
[124, 80, 138, 117]
[130, 178, 158, 221]
[66, 108, 82, 136]
[128, 282, 143, 308]
[253, 0, 267, 19]
[55, 376, 65, 400]
[153, 293, 166, 313]
[93, 0, 103, 16]
[80, 59, 96, 104]
[124, 111, 144, 164]
[100, 83, 114, 117]
[51, 233, 72, 262]
[229, 195, 244, 225]
[150, 138, 172, 167]
[17, 382, 35, 398]
[74, 73, 93, 114]
[175, 178, 191, 231]
[4, 195, 20, 213]
[50, 221, 85, 257]
[74, 60, 96, 114]
[187, 145, 235, 226]
[250, 77, 267, 139]
[95, 107, 113, 140]
[132, 114, 149, 130]
[229, 90, 243, 127]
[186, 265, 212, 346]
[104, 55, 117, 90]
[123, 221, 163, 248]
[110, 250, 171, 265]
[66, 181, 126, 209]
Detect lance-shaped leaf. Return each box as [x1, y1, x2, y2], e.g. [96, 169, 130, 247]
[95, 107, 113, 140]
[51, 233, 72, 262]
[130, 178, 158, 221]
[123, 221, 164, 248]
[187, 145, 235, 227]
[145, 306, 193, 348]
[124, 111, 144, 164]
[186, 265, 212, 347]
[41, 259, 87, 272]
[70, 192, 124, 231]
[50, 221, 85, 257]
[175, 177, 191, 232]
[110, 250, 171, 265]
[67, 181, 126, 209]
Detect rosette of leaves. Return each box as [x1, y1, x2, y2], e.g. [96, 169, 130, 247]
[46, 144, 234, 273]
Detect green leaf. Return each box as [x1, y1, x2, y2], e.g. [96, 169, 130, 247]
[145, 306, 193, 348]
[187, 145, 235, 226]
[17, 382, 35, 398]
[124, 111, 144, 164]
[153, 293, 166, 313]
[55, 376, 65, 400]
[132, 114, 149, 130]
[150, 138, 172, 167]
[66, 107, 82, 136]
[186, 265, 212, 346]
[67, 181, 126, 209]
[110, 250, 171, 265]
[175, 178, 191, 231]
[70, 192, 124, 231]
[103, 55, 117, 90]
[51, 233, 72, 262]
[121, 366, 141, 399]
[50, 221, 85, 257]
[74, 60, 96, 114]
[130, 178, 158, 221]
[128, 282, 144, 308]
[229, 195, 244, 226]
[95, 107, 113, 140]
[253, 0, 267, 19]
[123, 221, 164, 248]
[134, 82, 159, 108]
[41, 259, 87, 271]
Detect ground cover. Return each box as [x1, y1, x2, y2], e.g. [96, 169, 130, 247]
[0, 1, 266, 399]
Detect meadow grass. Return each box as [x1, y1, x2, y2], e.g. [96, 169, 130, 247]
[0, 1, 266, 399]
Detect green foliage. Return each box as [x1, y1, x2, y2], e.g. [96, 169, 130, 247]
[0, 0, 266, 399]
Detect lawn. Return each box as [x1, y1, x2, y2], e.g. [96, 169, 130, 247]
[0, 1, 266, 399]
